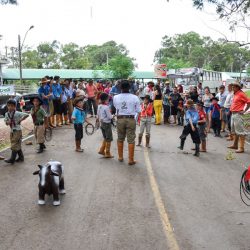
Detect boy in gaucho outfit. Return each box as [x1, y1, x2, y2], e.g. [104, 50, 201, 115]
[4, 99, 29, 164]
[30, 96, 48, 153]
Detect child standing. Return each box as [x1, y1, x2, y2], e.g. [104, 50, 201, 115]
[72, 98, 89, 152]
[30, 96, 48, 154]
[137, 95, 153, 147]
[177, 99, 184, 126]
[209, 97, 222, 137]
[197, 102, 207, 152]
[4, 99, 29, 164]
[97, 93, 114, 158]
[178, 99, 201, 157]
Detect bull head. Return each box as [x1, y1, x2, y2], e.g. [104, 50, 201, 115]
[33, 165, 59, 176]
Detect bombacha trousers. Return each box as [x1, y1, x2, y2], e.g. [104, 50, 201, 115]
[139, 117, 152, 136]
[34, 125, 45, 144]
[10, 130, 22, 152]
[117, 118, 136, 144]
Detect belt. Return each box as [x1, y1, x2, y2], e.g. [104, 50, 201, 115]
[117, 115, 135, 119]
[232, 111, 243, 114]
[34, 122, 44, 126]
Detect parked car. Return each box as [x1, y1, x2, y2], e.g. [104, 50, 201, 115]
[0, 93, 38, 116]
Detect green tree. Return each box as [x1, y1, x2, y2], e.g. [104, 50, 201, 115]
[109, 55, 135, 79]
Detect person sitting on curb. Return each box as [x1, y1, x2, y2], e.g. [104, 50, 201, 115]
[4, 99, 29, 164]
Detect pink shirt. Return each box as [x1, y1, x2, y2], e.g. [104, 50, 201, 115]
[86, 84, 97, 98]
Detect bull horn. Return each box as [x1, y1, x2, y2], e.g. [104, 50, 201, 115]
[38, 165, 43, 169]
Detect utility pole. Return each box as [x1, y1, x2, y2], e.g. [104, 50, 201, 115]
[18, 34, 23, 85]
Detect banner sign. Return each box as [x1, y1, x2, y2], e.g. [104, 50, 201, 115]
[0, 85, 15, 95]
[154, 64, 167, 78]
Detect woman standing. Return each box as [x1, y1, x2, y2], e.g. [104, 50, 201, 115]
[202, 87, 213, 132]
[153, 85, 163, 125]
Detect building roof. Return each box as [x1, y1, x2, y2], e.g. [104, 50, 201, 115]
[2, 68, 156, 80]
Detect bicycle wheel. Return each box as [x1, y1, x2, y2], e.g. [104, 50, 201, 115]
[85, 123, 95, 136]
[45, 127, 52, 142]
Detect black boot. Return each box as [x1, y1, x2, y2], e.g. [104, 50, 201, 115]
[4, 151, 17, 164]
[193, 144, 200, 157]
[178, 139, 185, 150]
[37, 144, 44, 154]
[16, 150, 24, 162]
[136, 135, 142, 146]
[42, 143, 46, 149]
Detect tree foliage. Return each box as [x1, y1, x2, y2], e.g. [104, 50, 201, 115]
[8, 40, 135, 77]
[155, 31, 250, 71]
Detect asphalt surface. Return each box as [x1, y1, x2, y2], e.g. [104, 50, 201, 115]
[0, 123, 250, 250]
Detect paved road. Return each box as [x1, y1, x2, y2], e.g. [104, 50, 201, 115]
[0, 123, 250, 250]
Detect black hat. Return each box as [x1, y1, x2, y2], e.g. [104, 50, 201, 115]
[143, 95, 153, 103]
[100, 92, 109, 101]
[7, 99, 17, 106]
[211, 97, 219, 102]
[197, 101, 204, 107]
[31, 96, 43, 105]
[73, 97, 84, 106]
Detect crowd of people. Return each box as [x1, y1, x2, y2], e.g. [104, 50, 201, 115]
[1, 76, 250, 164]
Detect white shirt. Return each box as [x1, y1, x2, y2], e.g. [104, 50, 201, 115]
[224, 91, 234, 109]
[76, 89, 86, 97]
[144, 87, 154, 100]
[97, 104, 112, 123]
[113, 93, 141, 116]
[216, 91, 228, 107]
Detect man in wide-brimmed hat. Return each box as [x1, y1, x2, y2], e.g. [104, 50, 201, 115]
[228, 81, 250, 153]
[30, 96, 48, 153]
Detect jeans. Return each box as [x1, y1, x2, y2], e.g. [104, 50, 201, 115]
[139, 117, 152, 136]
[87, 97, 97, 116]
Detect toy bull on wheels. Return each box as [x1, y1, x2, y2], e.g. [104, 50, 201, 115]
[33, 161, 65, 206]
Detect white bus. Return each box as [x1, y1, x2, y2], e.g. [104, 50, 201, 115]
[168, 68, 223, 94]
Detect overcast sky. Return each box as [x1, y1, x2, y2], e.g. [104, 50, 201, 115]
[0, 0, 249, 70]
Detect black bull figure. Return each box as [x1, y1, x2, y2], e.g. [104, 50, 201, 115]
[33, 161, 65, 206]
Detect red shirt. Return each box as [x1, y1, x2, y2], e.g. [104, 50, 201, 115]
[86, 84, 97, 98]
[230, 90, 250, 112]
[140, 103, 153, 117]
[198, 109, 206, 122]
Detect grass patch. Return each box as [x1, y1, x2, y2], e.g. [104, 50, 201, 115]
[246, 90, 250, 98]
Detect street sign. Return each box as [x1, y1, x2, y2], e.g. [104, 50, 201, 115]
[154, 64, 167, 78]
[0, 85, 15, 95]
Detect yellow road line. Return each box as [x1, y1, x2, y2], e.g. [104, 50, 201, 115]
[143, 147, 180, 250]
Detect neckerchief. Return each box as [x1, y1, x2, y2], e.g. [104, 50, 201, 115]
[8, 111, 16, 128]
[31, 107, 40, 124]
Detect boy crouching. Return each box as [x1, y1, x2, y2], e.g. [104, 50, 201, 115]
[31, 96, 48, 153]
[97, 93, 114, 158]
[4, 99, 29, 164]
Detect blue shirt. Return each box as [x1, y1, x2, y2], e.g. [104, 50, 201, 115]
[38, 85, 50, 105]
[110, 86, 121, 96]
[61, 89, 69, 103]
[65, 86, 74, 99]
[52, 83, 62, 99]
[210, 104, 221, 119]
[185, 108, 199, 125]
[72, 107, 86, 124]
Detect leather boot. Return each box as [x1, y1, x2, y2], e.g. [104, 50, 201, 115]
[105, 142, 114, 158]
[60, 114, 63, 126]
[98, 140, 106, 155]
[56, 115, 62, 127]
[128, 144, 136, 165]
[16, 150, 24, 162]
[200, 141, 207, 152]
[50, 116, 56, 128]
[136, 135, 142, 146]
[236, 136, 245, 153]
[193, 143, 200, 157]
[75, 140, 83, 152]
[146, 135, 151, 148]
[178, 139, 185, 150]
[64, 115, 69, 125]
[117, 141, 124, 162]
[226, 133, 234, 141]
[228, 135, 239, 149]
[37, 144, 44, 154]
[4, 151, 17, 164]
